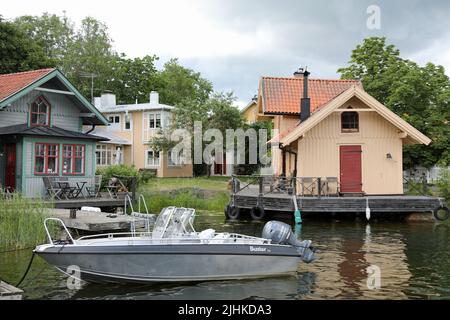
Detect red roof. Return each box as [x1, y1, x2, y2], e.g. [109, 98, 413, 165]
[0, 68, 55, 102]
[262, 77, 362, 114]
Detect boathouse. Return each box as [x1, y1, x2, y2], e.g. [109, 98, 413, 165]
[249, 70, 431, 195]
[0, 68, 109, 197]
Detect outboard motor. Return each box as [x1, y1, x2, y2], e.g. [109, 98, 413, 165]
[262, 221, 316, 263]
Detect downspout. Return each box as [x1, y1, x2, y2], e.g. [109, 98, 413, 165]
[86, 124, 96, 134]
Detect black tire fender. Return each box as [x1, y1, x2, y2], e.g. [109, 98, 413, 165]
[433, 206, 450, 221]
[226, 205, 241, 220]
[250, 206, 266, 220]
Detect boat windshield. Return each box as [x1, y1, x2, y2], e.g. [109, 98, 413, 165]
[152, 207, 196, 239]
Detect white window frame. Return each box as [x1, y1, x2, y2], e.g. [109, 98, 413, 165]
[146, 149, 160, 167]
[124, 113, 132, 131]
[148, 112, 162, 129]
[96, 144, 113, 166]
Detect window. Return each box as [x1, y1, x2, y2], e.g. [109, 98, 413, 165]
[63, 144, 85, 175]
[30, 96, 51, 126]
[96, 144, 112, 166]
[108, 116, 120, 124]
[124, 114, 131, 130]
[168, 148, 184, 166]
[149, 113, 162, 129]
[341, 110, 359, 132]
[146, 149, 160, 167]
[35, 143, 59, 175]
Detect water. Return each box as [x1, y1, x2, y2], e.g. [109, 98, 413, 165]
[1, 212, 450, 300]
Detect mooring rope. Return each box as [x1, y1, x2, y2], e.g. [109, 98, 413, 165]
[15, 251, 36, 288]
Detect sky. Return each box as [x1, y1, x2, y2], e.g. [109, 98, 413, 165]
[2, 0, 450, 108]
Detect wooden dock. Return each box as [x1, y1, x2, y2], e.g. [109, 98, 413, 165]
[0, 281, 23, 300]
[47, 209, 155, 232]
[52, 192, 126, 209]
[229, 185, 447, 217]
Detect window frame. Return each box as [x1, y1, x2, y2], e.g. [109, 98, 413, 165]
[34, 143, 59, 175]
[341, 110, 359, 133]
[96, 144, 112, 166]
[148, 113, 162, 129]
[30, 96, 51, 127]
[146, 149, 160, 167]
[62, 144, 85, 175]
[168, 148, 184, 167]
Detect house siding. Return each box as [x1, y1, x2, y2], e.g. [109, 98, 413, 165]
[0, 91, 80, 132]
[22, 137, 96, 197]
[294, 101, 403, 195]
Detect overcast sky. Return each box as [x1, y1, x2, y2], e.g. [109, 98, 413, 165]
[2, 0, 450, 107]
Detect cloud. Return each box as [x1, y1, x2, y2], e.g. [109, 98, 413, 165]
[2, 0, 450, 106]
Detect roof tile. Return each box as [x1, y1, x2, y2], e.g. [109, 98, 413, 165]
[0, 68, 55, 102]
[262, 77, 361, 115]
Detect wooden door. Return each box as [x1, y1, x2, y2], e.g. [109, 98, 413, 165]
[340, 145, 362, 193]
[4, 144, 16, 190]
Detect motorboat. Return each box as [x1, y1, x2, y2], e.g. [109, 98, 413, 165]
[35, 207, 316, 283]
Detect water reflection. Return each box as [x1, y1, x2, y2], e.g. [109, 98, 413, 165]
[1, 212, 450, 300]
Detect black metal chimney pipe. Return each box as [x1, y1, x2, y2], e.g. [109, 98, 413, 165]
[300, 68, 311, 122]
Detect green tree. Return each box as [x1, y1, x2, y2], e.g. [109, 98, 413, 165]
[14, 12, 74, 62]
[338, 37, 450, 168]
[0, 16, 52, 74]
[159, 58, 213, 106]
[61, 17, 117, 100]
[106, 54, 160, 104]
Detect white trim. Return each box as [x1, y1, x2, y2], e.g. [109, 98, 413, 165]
[34, 87, 75, 95]
[145, 149, 160, 168]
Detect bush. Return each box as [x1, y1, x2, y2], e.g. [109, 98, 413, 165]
[96, 165, 142, 190]
[436, 167, 450, 202]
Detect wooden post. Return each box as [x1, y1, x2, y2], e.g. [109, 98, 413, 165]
[131, 177, 137, 201]
[69, 209, 77, 219]
[317, 177, 322, 198]
[259, 176, 264, 196]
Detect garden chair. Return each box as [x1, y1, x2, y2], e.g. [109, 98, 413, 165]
[42, 177, 62, 200]
[86, 175, 102, 198]
[325, 177, 339, 196]
[301, 177, 316, 196]
[58, 177, 77, 198]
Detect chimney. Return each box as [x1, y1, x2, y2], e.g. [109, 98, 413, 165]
[100, 92, 116, 107]
[150, 91, 159, 104]
[94, 97, 102, 109]
[294, 66, 311, 122]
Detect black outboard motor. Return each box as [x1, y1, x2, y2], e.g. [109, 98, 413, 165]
[262, 221, 316, 263]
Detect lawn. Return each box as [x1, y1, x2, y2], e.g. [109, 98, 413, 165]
[140, 176, 231, 192]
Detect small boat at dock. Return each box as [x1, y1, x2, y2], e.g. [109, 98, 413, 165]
[35, 207, 315, 283]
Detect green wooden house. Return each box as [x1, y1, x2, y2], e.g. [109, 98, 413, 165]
[0, 68, 109, 198]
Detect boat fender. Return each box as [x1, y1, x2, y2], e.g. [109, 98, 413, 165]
[250, 206, 266, 220]
[433, 206, 450, 221]
[226, 205, 241, 220]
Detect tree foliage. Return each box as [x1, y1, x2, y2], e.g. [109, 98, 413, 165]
[0, 16, 53, 73]
[338, 37, 450, 168]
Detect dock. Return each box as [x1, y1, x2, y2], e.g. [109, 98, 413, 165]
[47, 209, 155, 232]
[0, 281, 23, 300]
[227, 176, 447, 219]
[52, 192, 127, 209]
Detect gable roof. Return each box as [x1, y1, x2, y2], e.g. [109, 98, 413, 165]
[280, 85, 431, 146]
[0, 68, 109, 125]
[261, 77, 362, 115]
[0, 68, 54, 101]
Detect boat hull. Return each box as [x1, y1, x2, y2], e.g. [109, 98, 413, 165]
[36, 244, 301, 283]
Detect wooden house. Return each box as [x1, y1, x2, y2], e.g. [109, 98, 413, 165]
[244, 71, 431, 195]
[0, 68, 109, 197]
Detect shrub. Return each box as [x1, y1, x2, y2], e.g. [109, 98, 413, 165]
[436, 167, 450, 202]
[96, 165, 142, 190]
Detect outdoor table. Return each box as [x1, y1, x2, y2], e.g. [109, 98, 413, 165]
[73, 181, 87, 199]
[54, 181, 75, 199]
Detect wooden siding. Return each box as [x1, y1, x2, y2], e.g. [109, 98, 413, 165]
[0, 91, 80, 132]
[22, 137, 96, 197]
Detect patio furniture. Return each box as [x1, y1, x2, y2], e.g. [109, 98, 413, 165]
[56, 177, 77, 199]
[106, 177, 121, 199]
[301, 177, 316, 196]
[42, 177, 63, 200]
[86, 175, 102, 198]
[325, 177, 339, 196]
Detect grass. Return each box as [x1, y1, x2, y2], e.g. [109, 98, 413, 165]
[140, 176, 231, 193]
[0, 195, 52, 250]
[138, 176, 232, 213]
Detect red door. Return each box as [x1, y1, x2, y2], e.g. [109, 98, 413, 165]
[4, 144, 16, 190]
[340, 145, 362, 193]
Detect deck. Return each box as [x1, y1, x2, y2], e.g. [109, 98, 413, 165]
[52, 192, 127, 209]
[0, 281, 23, 300]
[231, 186, 445, 214]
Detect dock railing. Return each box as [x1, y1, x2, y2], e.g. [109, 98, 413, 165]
[231, 175, 340, 198]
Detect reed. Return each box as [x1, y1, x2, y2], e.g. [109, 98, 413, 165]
[0, 194, 52, 250]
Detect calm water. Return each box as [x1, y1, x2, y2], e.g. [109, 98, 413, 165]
[1, 212, 450, 300]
